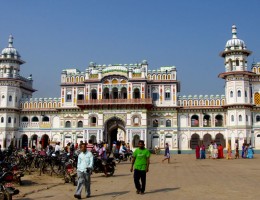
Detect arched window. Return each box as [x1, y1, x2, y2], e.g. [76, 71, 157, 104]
[65, 121, 71, 128]
[166, 119, 171, 127]
[236, 59, 239, 66]
[1, 117, 4, 123]
[9, 95, 12, 102]
[203, 115, 211, 127]
[32, 116, 39, 122]
[77, 121, 83, 127]
[215, 115, 223, 127]
[14, 117, 16, 123]
[238, 90, 241, 97]
[66, 91, 72, 102]
[246, 115, 248, 122]
[254, 92, 260, 105]
[133, 88, 140, 99]
[239, 115, 242, 121]
[22, 116, 29, 122]
[90, 117, 97, 126]
[42, 116, 49, 122]
[191, 115, 199, 127]
[256, 115, 260, 122]
[229, 59, 233, 71]
[230, 91, 233, 98]
[8, 117, 11, 123]
[231, 115, 234, 122]
[133, 117, 139, 125]
[153, 119, 158, 127]
[245, 91, 247, 98]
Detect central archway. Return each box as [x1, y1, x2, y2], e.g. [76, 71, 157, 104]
[104, 117, 126, 149]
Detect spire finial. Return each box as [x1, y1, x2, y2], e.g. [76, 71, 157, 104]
[8, 35, 13, 47]
[232, 25, 237, 39]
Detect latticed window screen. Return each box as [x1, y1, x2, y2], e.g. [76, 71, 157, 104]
[254, 92, 260, 105]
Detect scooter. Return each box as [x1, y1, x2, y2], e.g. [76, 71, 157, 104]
[0, 171, 19, 200]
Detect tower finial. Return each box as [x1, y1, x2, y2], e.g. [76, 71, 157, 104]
[232, 25, 237, 39]
[8, 35, 13, 47]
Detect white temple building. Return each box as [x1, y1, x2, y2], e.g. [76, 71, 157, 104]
[1, 25, 260, 152]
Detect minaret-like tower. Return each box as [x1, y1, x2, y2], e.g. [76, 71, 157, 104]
[219, 25, 254, 149]
[0, 35, 36, 148]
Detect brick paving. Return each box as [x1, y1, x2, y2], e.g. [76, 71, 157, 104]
[14, 154, 260, 200]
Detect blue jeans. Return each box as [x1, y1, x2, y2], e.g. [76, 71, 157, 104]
[75, 171, 91, 197]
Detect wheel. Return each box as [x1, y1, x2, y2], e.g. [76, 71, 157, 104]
[107, 165, 115, 176]
[4, 192, 12, 200]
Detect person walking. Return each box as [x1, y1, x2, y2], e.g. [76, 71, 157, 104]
[74, 143, 94, 199]
[130, 140, 150, 195]
[162, 143, 170, 163]
[200, 144, 206, 159]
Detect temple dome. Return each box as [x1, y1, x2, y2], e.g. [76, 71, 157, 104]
[1, 35, 21, 58]
[225, 25, 246, 50]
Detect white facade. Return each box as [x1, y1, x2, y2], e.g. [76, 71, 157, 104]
[1, 26, 260, 152]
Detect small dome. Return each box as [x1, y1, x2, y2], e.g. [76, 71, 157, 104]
[142, 60, 148, 65]
[225, 25, 246, 50]
[1, 35, 21, 58]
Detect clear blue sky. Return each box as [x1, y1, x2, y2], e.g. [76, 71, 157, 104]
[1, 0, 260, 98]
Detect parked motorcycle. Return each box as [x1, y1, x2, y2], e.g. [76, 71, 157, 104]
[113, 151, 133, 163]
[0, 172, 19, 200]
[93, 157, 116, 176]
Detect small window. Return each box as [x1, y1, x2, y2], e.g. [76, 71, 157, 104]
[246, 115, 248, 122]
[230, 91, 233, 98]
[66, 94, 72, 102]
[231, 115, 234, 122]
[245, 91, 247, 98]
[14, 117, 16, 124]
[91, 117, 96, 124]
[42, 116, 49, 122]
[22, 116, 29, 122]
[65, 121, 71, 128]
[256, 116, 260, 122]
[166, 120, 171, 127]
[153, 119, 158, 127]
[32, 116, 39, 122]
[8, 117, 11, 123]
[2, 95, 5, 99]
[152, 93, 159, 101]
[1, 117, 4, 123]
[165, 92, 171, 100]
[239, 115, 242, 122]
[77, 121, 83, 127]
[236, 59, 239, 66]
[238, 90, 241, 97]
[9, 95, 12, 102]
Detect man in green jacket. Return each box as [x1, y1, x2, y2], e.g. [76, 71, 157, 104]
[130, 140, 150, 195]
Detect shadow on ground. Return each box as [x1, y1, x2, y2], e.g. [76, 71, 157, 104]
[146, 187, 180, 194]
[91, 190, 129, 197]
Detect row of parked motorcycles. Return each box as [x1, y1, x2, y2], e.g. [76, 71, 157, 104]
[0, 152, 22, 200]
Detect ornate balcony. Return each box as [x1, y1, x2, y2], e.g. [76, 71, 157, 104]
[77, 98, 153, 108]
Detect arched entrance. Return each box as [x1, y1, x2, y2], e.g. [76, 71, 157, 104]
[41, 134, 49, 149]
[215, 133, 225, 147]
[203, 133, 212, 148]
[21, 134, 28, 148]
[104, 117, 126, 149]
[190, 133, 200, 149]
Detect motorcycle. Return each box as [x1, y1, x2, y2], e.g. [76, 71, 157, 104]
[113, 151, 133, 163]
[92, 157, 116, 176]
[0, 171, 19, 200]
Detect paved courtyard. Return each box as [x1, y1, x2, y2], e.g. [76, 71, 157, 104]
[14, 154, 260, 200]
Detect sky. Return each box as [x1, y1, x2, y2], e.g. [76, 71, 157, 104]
[1, 0, 260, 98]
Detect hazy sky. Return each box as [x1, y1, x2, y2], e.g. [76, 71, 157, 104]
[1, 0, 260, 98]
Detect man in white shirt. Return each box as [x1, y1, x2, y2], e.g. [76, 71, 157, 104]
[74, 143, 94, 199]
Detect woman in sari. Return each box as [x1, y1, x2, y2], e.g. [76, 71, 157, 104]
[195, 144, 200, 159]
[218, 144, 224, 159]
[226, 143, 232, 160]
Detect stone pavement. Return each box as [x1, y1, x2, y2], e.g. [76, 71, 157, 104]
[13, 154, 260, 200]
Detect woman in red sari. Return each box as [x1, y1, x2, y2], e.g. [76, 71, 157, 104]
[218, 144, 224, 159]
[195, 144, 200, 159]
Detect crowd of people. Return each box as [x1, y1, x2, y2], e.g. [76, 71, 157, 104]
[195, 141, 254, 160]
